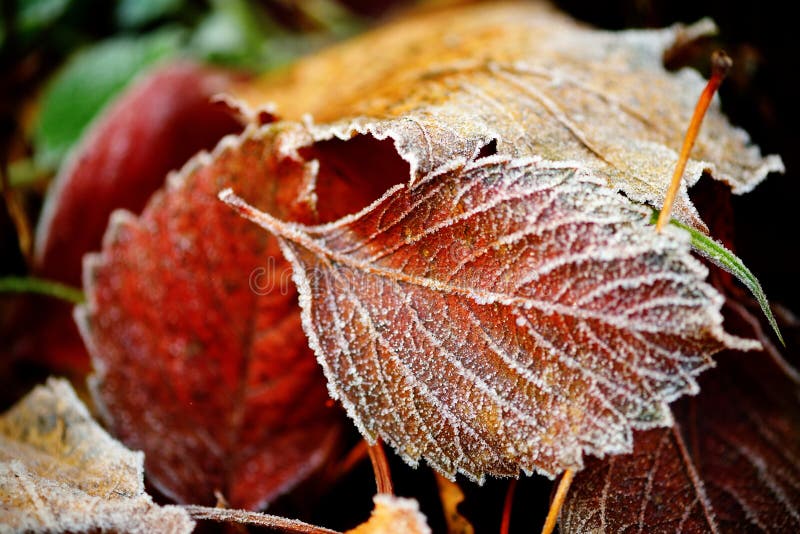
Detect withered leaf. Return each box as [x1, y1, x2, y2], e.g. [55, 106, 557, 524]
[346, 494, 431, 534]
[220, 155, 757, 481]
[75, 129, 342, 509]
[0, 378, 194, 533]
[560, 348, 800, 533]
[231, 1, 781, 231]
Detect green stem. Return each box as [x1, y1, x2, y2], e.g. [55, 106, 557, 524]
[0, 276, 84, 304]
[8, 159, 47, 188]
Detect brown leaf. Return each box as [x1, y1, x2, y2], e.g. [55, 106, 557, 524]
[75, 130, 342, 509]
[346, 494, 431, 534]
[231, 2, 781, 231]
[0, 378, 194, 533]
[220, 155, 756, 481]
[560, 348, 800, 533]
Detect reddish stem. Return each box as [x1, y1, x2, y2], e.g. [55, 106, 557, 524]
[367, 438, 394, 495]
[500, 479, 518, 534]
[184, 505, 340, 534]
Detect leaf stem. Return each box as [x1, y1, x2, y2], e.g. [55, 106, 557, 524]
[541, 468, 574, 534]
[656, 50, 732, 232]
[1, 158, 33, 264]
[183, 505, 340, 534]
[500, 479, 517, 534]
[333, 439, 370, 480]
[367, 438, 394, 495]
[0, 276, 85, 304]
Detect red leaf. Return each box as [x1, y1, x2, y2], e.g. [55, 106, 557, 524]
[35, 61, 243, 286]
[561, 347, 800, 532]
[15, 62, 243, 376]
[221, 154, 757, 481]
[75, 132, 342, 509]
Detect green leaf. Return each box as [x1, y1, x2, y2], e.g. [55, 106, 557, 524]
[187, 0, 346, 71]
[33, 28, 185, 172]
[0, 276, 84, 304]
[650, 210, 783, 345]
[115, 0, 184, 29]
[189, 0, 278, 69]
[17, 0, 72, 35]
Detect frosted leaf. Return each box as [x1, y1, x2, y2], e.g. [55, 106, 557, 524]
[220, 156, 758, 481]
[561, 349, 800, 533]
[231, 2, 783, 232]
[0, 378, 194, 534]
[74, 129, 342, 509]
[346, 494, 431, 534]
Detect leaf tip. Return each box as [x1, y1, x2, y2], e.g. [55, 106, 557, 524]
[217, 187, 236, 202]
[217, 187, 252, 219]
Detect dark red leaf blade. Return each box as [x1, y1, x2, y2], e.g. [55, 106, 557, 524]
[561, 347, 800, 533]
[11, 62, 243, 376]
[35, 61, 243, 286]
[220, 155, 758, 482]
[75, 131, 342, 509]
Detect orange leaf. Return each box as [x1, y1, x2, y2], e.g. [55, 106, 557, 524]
[231, 2, 781, 232]
[435, 472, 474, 534]
[346, 494, 431, 534]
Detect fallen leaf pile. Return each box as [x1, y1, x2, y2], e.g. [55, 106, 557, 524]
[3, 1, 796, 532]
[212, 0, 779, 481]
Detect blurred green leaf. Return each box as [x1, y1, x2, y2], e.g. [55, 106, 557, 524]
[116, 0, 184, 29]
[18, 0, 72, 35]
[33, 27, 185, 172]
[298, 0, 364, 37]
[189, 0, 279, 69]
[188, 0, 362, 72]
